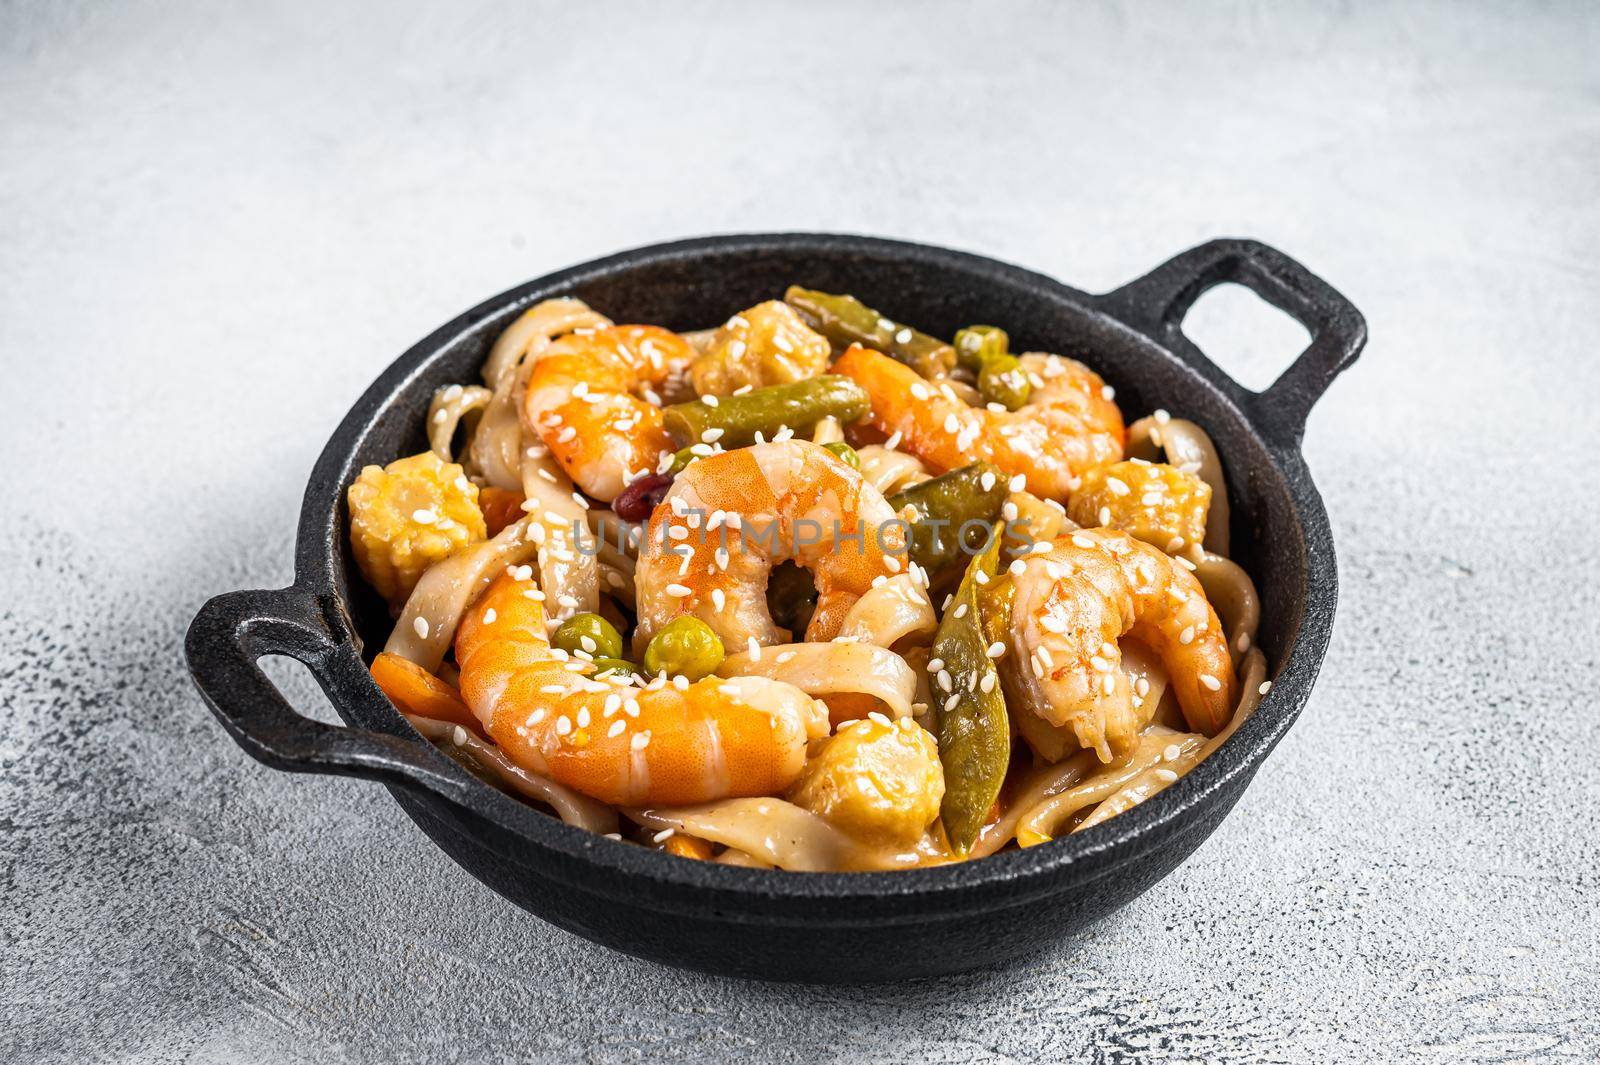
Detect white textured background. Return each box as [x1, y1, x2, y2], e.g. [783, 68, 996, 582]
[4, 1, 1598, 1061]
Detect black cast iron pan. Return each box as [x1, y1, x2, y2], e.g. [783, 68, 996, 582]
[185, 234, 1365, 982]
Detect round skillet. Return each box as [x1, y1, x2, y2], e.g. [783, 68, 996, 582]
[185, 234, 1365, 982]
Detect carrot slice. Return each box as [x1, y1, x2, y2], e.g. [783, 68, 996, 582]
[663, 834, 715, 861]
[370, 652, 483, 736]
[477, 486, 524, 537]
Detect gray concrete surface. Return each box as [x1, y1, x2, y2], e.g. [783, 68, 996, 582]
[4, 1, 1598, 1061]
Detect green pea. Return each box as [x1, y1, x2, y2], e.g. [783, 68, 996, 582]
[954, 325, 1008, 372]
[822, 441, 860, 469]
[589, 657, 638, 679]
[666, 446, 701, 475]
[643, 616, 725, 681]
[978, 354, 1032, 411]
[552, 612, 623, 660]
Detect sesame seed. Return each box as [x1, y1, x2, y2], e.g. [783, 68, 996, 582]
[1199, 674, 1221, 691]
[412, 617, 429, 639]
[411, 508, 437, 525]
[1099, 506, 1112, 526]
[979, 674, 996, 694]
[953, 603, 968, 619]
[1179, 626, 1195, 645]
[482, 608, 496, 624]
[557, 426, 576, 443]
[943, 413, 959, 434]
[1106, 477, 1130, 497]
[1259, 681, 1273, 695]
[885, 431, 903, 449]
[631, 731, 651, 751]
[985, 641, 1006, 659]
[555, 716, 572, 736]
[701, 428, 725, 443]
[653, 828, 675, 843]
[1009, 474, 1026, 491]
[943, 694, 960, 713]
[1154, 408, 1171, 425]
[1236, 633, 1251, 653]
[666, 583, 691, 597]
[895, 328, 913, 344]
[703, 394, 720, 407]
[1155, 768, 1179, 783]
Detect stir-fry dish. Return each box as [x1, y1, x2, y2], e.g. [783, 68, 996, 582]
[351, 289, 1271, 871]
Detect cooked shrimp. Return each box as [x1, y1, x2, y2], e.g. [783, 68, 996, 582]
[634, 439, 907, 650]
[1002, 528, 1236, 762]
[455, 572, 830, 807]
[834, 345, 1124, 500]
[523, 325, 698, 502]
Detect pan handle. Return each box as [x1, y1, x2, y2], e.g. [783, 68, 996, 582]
[1096, 238, 1366, 448]
[185, 586, 476, 804]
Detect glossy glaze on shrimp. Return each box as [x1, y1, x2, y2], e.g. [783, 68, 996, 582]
[523, 325, 697, 502]
[835, 345, 1124, 500]
[455, 571, 830, 806]
[1002, 528, 1236, 762]
[633, 439, 907, 650]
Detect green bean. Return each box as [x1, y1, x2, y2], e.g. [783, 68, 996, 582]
[552, 613, 623, 660]
[887, 462, 1009, 576]
[932, 536, 1010, 854]
[978, 354, 1032, 411]
[643, 616, 726, 681]
[663, 376, 869, 448]
[953, 325, 1008, 372]
[822, 441, 860, 469]
[784, 286, 956, 378]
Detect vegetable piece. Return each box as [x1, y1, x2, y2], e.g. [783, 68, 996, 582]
[666, 446, 701, 475]
[551, 612, 624, 660]
[787, 716, 945, 848]
[347, 451, 487, 606]
[953, 325, 1008, 372]
[663, 833, 716, 861]
[822, 441, 860, 469]
[784, 286, 956, 378]
[931, 537, 1010, 853]
[690, 300, 832, 397]
[476, 486, 525, 538]
[1067, 460, 1211, 552]
[370, 652, 482, 735]
[642, 616, 726, 680]
[612, 472, 675, 523]
[662, 375, 869, 448]
[977, 354, 1032, 411]
[887, 462, 1009, 576]
[589, 657, 639, 679]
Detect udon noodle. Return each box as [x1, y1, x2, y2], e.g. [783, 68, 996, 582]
[347, 288, 1273, 872]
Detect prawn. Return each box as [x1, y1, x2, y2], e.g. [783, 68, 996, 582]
[523, 325, 698, 502]
[634, 439, 907, 650]
[834, 345, 1124, 501]
[1001, 528, 1236, 762]
[455, 571, 830, 807]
